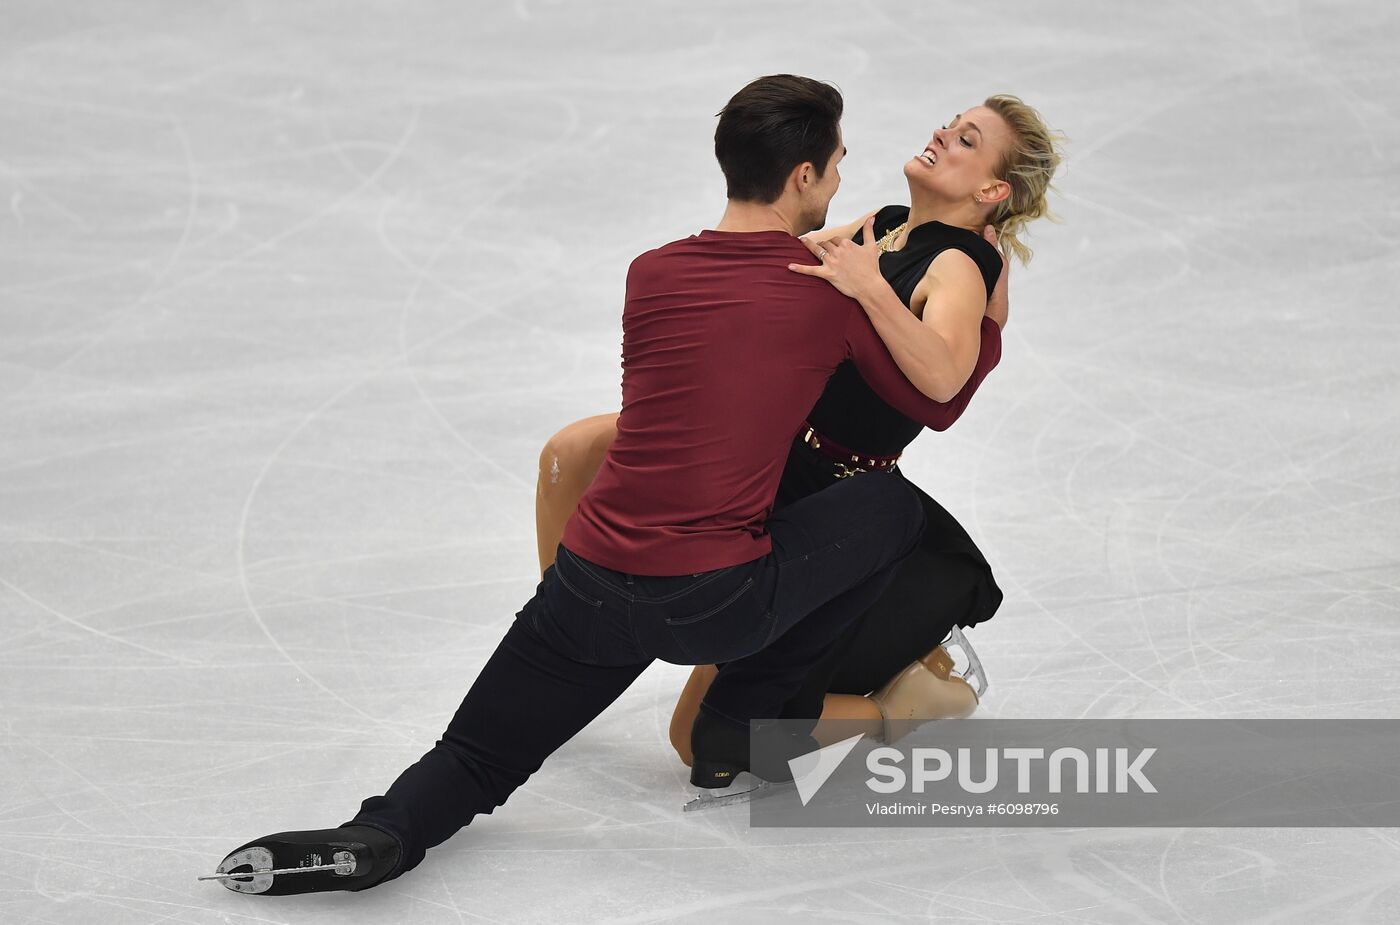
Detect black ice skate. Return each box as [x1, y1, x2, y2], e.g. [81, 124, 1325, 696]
[200, 825, 401, 895]
[684, 708, 816, 812]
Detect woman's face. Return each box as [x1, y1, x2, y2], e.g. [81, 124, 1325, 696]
[904, 105, 1013, 205]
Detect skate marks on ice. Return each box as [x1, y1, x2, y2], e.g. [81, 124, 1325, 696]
[3, 1, 1400, 923]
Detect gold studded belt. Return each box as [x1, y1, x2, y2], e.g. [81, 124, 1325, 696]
[798, 420, 901, 479]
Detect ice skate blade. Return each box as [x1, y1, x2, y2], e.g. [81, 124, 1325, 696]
[207, 846, 275, 894]
[943, 625, 989, 698]
[682, 772, 791, 813]
[201, 848, 356, 893]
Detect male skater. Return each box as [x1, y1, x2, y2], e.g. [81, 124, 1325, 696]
[209, 74, 1005, 895]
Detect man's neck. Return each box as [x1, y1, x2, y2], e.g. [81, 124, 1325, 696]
[714, 199, 802, 235]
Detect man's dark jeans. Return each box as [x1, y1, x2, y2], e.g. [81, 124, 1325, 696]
[352, 471, 925, 878]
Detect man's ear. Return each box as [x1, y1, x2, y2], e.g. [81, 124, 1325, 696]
[791, 160, 817, 191]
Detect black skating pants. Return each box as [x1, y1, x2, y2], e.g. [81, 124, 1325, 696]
[350, 471, 924, 878]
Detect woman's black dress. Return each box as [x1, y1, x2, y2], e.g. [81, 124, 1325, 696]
[771, 205, 1005, 700]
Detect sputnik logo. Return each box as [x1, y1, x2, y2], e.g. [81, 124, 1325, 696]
[786, 736, 1160, 805]
[789, 733, 866, 806]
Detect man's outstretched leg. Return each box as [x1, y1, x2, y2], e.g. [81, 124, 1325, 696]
[210, 578, 650, 895]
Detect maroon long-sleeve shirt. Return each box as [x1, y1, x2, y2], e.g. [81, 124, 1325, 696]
[561, 229, 1001, 576]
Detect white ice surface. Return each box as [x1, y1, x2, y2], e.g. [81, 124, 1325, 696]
[2, 1, 1399, 923]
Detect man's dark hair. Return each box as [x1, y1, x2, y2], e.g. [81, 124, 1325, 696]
[715, 74, 844, 204]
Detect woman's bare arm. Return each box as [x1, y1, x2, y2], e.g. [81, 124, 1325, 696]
[790, 216, 995, 402]
[856, 248, 987, 401]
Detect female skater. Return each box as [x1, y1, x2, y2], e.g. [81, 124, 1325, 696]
[537, 95, 1063, 754]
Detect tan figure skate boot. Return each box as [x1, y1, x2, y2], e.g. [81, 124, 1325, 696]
[869, 631, 983, 744]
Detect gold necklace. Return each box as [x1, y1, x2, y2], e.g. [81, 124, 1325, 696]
[876, 221, 908, 255]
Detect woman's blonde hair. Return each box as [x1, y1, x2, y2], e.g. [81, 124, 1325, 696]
[981, 94, 1066, 265]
